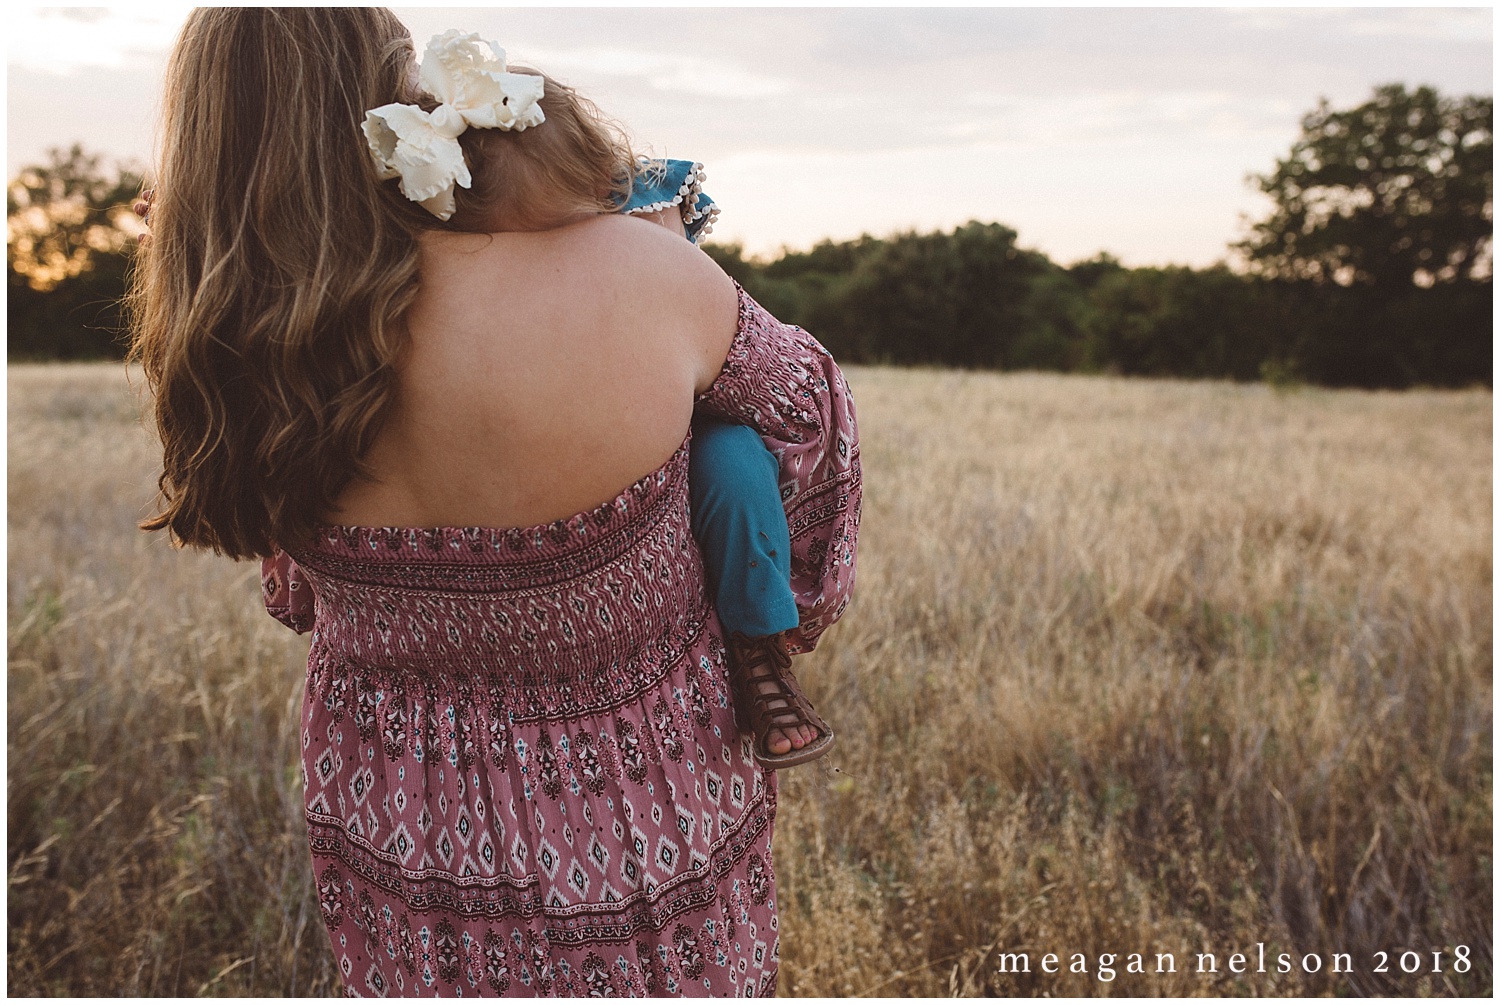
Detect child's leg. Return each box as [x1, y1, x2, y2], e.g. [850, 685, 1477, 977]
[690, 419, 829, 761]
[688, 419, 799, 639]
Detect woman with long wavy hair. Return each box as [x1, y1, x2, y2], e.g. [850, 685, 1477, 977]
[131, 8, 859, 995]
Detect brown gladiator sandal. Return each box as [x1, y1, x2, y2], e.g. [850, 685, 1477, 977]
[728, 632, 835, 769]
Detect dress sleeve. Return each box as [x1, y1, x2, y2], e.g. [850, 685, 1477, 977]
[261, 547, 317, 634]
[694, 284, 862, 653]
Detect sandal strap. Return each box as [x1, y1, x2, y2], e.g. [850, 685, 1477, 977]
[728, 632, 832, 748]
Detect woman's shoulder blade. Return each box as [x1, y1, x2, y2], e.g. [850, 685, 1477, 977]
[568, 215, 731, 289]
[421, 216, 721, 303]
[418, 215, 737, 389]
[559, 215, 738, 351]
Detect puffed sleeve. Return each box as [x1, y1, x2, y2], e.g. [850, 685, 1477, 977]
[694, 284, 861, 653]
[262, 547, 317, 634]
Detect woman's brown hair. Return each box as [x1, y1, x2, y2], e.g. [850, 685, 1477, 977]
[130, 9, 636, 559]
[131, 7, 427, 559]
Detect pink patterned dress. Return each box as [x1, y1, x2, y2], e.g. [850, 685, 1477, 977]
[261, 287, 860, 997]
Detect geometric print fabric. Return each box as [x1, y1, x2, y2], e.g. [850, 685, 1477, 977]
[265, 288, 861, 996]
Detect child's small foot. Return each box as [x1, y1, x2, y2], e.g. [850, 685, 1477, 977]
[727, 632, 834, 769]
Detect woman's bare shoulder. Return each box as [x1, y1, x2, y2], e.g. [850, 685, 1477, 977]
[417, 216, 738, 391]
[567, 215, 731, 290]
[555, 216, 739, 390]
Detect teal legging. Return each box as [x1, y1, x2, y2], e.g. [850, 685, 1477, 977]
[689, 419, 800, 638]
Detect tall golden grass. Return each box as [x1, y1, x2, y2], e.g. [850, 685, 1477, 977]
[8, 362, 1491, 996]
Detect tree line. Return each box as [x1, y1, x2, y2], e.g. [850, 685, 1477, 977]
[707, 229, 1490, 390]
[709, 85, 1490, 389]
[8, 85, 1492, 389]
[8, 146, 143, 361]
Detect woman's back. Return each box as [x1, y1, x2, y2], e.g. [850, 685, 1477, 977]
[331, 214, 738, 531]
[135, 10, 859, 995]
[275, 271, 860, 997]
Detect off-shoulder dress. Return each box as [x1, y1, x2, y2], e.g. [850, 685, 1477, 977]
[260, 287, 860, 997]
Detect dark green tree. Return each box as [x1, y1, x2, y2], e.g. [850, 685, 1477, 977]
[701, 237, 887, 331]
[1238, 85, 1492, 387]
[1085, 267, 1305, 381]
[7, 145, 144, 359]
[1240, 84, 1492, 289]
[1065, 251, 1126, 293]
[809, 221, 1055, 368]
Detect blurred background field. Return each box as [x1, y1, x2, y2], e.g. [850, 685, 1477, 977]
[8, 361, 1491, 996]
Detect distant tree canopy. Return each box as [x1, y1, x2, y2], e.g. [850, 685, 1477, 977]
[8, 145, 144, 359]
[1242, 83, 1488, 291]
[8, 86, 1492, 388]
[1240, 84, 1492, 289]
[711, 83, 1491, 389]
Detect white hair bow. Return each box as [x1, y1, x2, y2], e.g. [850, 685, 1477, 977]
[362, 30, 546, 220]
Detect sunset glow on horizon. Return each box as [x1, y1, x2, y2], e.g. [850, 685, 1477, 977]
[8, 5, 1492, 266]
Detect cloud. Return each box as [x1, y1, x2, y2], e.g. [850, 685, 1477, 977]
[519, 47, 794, 102]
[1227, 7, 1490, 43]
[6, 6, 1492, 266]
[955, 90, 1296, 150]
[8, 4, 190, 74]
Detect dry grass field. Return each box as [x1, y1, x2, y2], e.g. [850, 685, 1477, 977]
[8, 361, 1491, 996]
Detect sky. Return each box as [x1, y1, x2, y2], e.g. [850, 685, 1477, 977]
[6, 5, 1493, 267]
